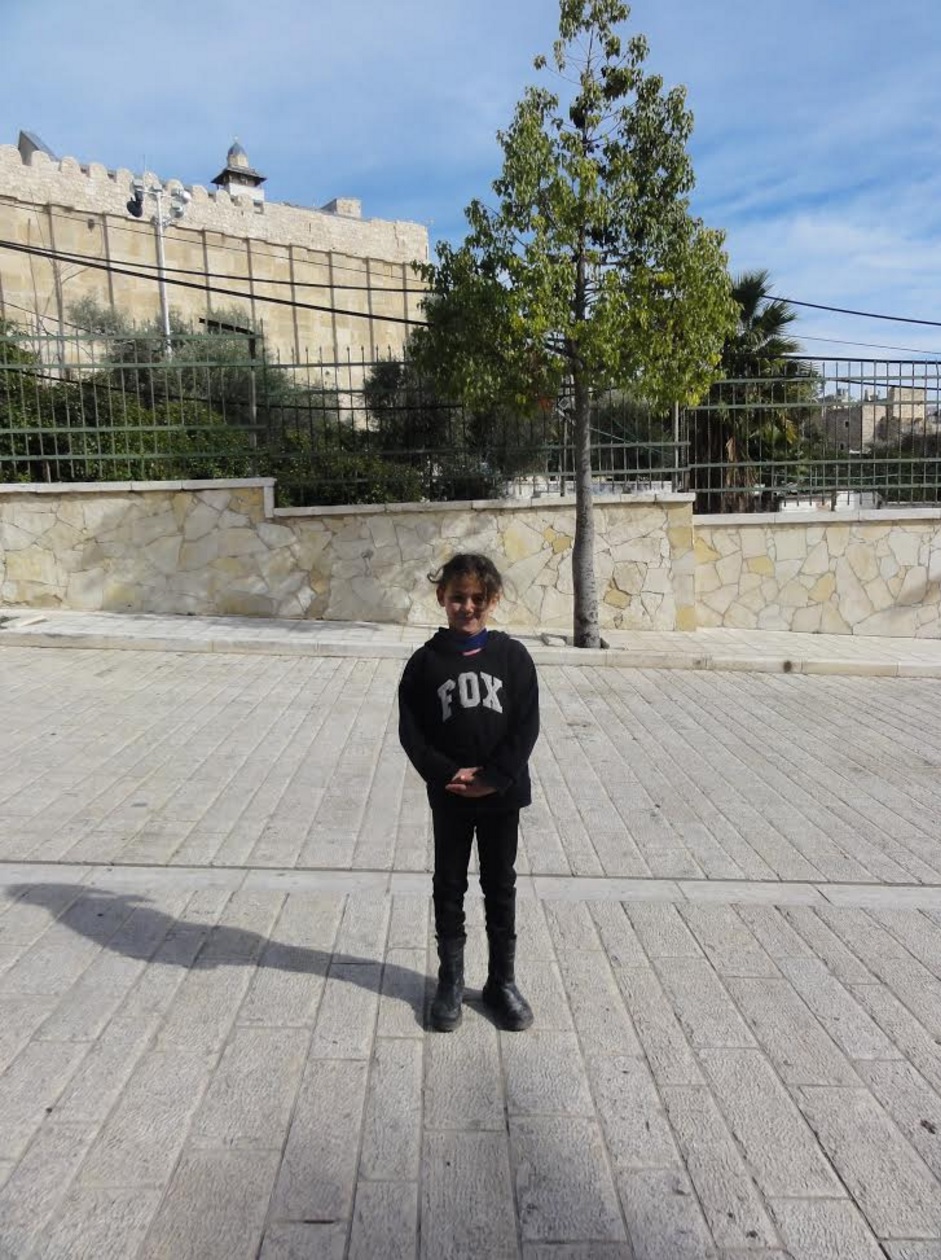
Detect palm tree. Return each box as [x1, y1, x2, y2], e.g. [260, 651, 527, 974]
[688, 271, 816, 512]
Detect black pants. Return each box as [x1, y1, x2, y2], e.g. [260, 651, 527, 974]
[431, 802, 520, 941]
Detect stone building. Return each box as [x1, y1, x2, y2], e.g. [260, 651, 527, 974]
[0, 132, 428, 368]
[821, 385, 928, 451]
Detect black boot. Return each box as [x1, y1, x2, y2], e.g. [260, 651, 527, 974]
[482, 933, 533, 1031]
[430, 936, 465, 1032]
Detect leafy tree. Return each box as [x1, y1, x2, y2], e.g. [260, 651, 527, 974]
[413, 0, 736, 645]
[687, 270, 820, 511]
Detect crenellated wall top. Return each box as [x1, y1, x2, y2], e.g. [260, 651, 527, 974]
[0, 145, 428, 262]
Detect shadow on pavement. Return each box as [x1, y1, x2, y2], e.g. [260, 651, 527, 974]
[3, 882, 428, 1027]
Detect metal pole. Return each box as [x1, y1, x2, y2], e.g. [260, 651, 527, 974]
[151, 186, 172, 359]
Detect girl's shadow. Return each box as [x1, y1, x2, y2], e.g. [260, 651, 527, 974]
[4, 883, 429, 1028]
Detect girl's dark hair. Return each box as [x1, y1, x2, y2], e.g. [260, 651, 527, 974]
[429, 553, 504, 600]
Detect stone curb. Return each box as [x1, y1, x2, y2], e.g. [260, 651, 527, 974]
[2, 625, 940, 677]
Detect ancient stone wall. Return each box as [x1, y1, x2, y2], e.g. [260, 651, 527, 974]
[0, 145, 428, 364]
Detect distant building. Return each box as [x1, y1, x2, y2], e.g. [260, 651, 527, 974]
[821, 385, 928, 451]
[0, 131, 428, 367]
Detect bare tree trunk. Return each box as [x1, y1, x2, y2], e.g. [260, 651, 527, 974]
[569, 225, 600, 649]
[571, 365, 600, 647]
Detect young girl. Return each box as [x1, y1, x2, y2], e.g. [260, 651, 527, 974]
[398, 553, 539, 1032]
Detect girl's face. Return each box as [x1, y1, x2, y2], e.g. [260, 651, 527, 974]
[437, 577, 498, 637]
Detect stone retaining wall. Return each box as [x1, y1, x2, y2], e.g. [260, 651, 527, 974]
[695, 511, 941, 637]
[4, 481, 940, 635]
[0, 479, 696, 631]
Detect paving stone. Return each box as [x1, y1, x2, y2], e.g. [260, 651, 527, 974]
[259, 1222, 348, 1260]
[727, 977, 862, 1086]
[556, 950, 642, 1055]
[733, 904, 817, 960]
[359, 1038, 422, 1181]
[0, 994, 57, 1069]
[653, 957, 756, 1049]
[611, 963, 704, 1086]
[859, 1059, 941, 1181]
[776, 956, 904, 1060]
[198, 887, 285, 962]
[852, 982, 941, 1098]
[875, 958, 941, 1040]
[617, 1167, 715, 1260]
[815, 905, 913, 971]
[782, 907, 878, 984]
[678, 904, 779, 977]
[510, 1116, 626, 1243]
[662, 1084, 778, 1249]
[0, 1120, 96, 1258]
[797, 1085, 941, 1238]
[424, 1007, 504, 1130]
[269, 1059, 368, 1223]
[875, 911, 941, 982]
[387, 893, 430, 950]
[237, 943, 328, 1027]
[50, 1013, 165, 1125]
[421, 1130, 518, 1260]
[155, 963, 253, 1054]
[0, 883, 85, 946]
[334, 893, 391, 963]
[0, 1039, 88, 1160]
[522, 1246, 635, 1259]
[349, 1180, 418, 1260]
[502, 1030, 596, 1117]
[376, 946, 427, 1038]
[768, 1197, 889, 1259]
[586, 1053, 678, 1172]
[700, 1049, 841, 1198]
[509, 954, 574, 1033]
[0, 944, 23, 977]
[35, 1185, 163, 1260]
[588, 900, 648, 967]
[307, 962, 381, 1059]
[139, 1147, 280, 1260]
[190, 1026, 308, 1150]
[625, 903, 703, 958]
[885, 1243, 941, 1259]
[34, 951, 150, 1043]
[543, 900, 604, 951]
[78, 1047, 213, 1186]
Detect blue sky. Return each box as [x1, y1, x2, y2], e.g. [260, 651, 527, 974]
[3, 0, 940, 358]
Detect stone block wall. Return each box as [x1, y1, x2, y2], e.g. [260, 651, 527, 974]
[0, 480, 696, 631]
[695, 511, 941, 637]
[0, 144, 428, 363]
[5, 482, 940, 636]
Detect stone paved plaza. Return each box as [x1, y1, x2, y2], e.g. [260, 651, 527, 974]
[3, 631, 941, 1257]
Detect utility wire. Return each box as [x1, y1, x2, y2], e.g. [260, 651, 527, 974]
[6, 232, 941, 338]
[766, 293, 941, 329]
[8, 201, 428, 288]
[0, 238, 428, 327]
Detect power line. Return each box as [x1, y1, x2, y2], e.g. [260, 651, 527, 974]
[7, 229, 941, 340]
[0, 238, 428, 328]
[798, 334, 941, 359]
[5, 200, 428, 289]
[767, 293, 941, 330]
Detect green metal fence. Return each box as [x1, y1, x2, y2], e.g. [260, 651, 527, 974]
[2, 330, 940, 512]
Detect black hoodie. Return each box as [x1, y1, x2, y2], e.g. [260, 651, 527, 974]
[398, 629, 540, 812]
